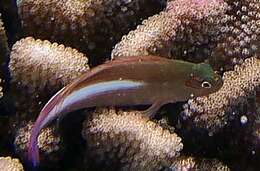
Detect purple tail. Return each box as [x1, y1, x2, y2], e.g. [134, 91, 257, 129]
[28, 125, 40, 167]
[27, 87, 67, 166]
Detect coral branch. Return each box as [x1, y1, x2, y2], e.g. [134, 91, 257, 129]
[9, 37, 89, 94]
[9, 37, 89, 119]
[14, 121, 60, 154]
[0, 157, 24, 171]
[112, 0, 227, 62]
[14, 121, 61, 161]
[211, 0, 260, 70]
[166, 156, 230, 171]
[18, 0, 165, 65]
[82, 108, 183, 170]
[112, 0, 260, 71]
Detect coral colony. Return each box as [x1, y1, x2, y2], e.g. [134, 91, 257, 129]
[0, 0, 260, 170]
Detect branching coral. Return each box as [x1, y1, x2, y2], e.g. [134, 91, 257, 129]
[18, 0, 165, 64]
[112, 0, 260, 71]
[9, 37, 89, 93]
[182, 56, 260, 132]
[82, 108, 183, 170]
[165, 156, 230, 171]
[0, 157, 24, 171]
[9, 37, 89, 120]
[211, 0, 260, 70]
[111, 0, 228, 61]
[1, 0, 260, 170]
[14, 121, 61, 156]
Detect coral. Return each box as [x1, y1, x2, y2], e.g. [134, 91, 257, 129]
[82, 108, 183, 170]
[9, 37, 89, 119]
[111, 0, 228, 61]
[18, 0, 165, 64]
[165, 156, 230, 171]
[112, 0, 260, 71]
[14, 121, 61, 157]
[211, 0, 260, 70]
[182, 56, 260, 133]
[1, 0, 260, 170]
[9, 37, 89, 93]
[0, 156, 24, 171]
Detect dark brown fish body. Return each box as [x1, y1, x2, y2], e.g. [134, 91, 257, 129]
[28, 55, 223, 166]
[67, 56, 197, 110]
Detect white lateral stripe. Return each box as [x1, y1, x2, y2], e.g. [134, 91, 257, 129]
[63, 80, 143, 107]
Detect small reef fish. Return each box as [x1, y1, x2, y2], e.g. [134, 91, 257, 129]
[28, 55, 223, 166]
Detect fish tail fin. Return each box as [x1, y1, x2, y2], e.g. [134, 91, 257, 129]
[28, 126, 40, 167]
[27, 87, 68, 166]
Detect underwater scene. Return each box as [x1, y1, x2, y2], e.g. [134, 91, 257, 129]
[0, 0, 260, 170]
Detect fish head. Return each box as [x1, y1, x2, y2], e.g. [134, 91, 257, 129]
[185, 62, 223, 97]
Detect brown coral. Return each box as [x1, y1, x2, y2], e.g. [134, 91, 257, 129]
[9, 37, 89, 120]
[211, 0, 260, 70]
[111, 0, 228, 61]
[182, 56, 260, 132]
[14, 121, 61, 157]
[2, 0, 260, 169]
[165, 156, 230, 171]
[112, 0, 260, 71]
[18, 0, 164, 64]
[9, 37, 89, 93]
[0, 157, 24, 171]
[82, 108, 183, 170]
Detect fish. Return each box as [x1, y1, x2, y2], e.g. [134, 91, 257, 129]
[28, 55, 223, 166]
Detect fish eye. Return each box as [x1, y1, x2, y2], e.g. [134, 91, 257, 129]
[201, 81, 212, 89]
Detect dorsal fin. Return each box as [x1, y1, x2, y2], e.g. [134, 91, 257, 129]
[77, 55, 168, 82]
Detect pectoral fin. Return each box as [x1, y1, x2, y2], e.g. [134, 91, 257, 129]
[142, 101, 165, 118]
